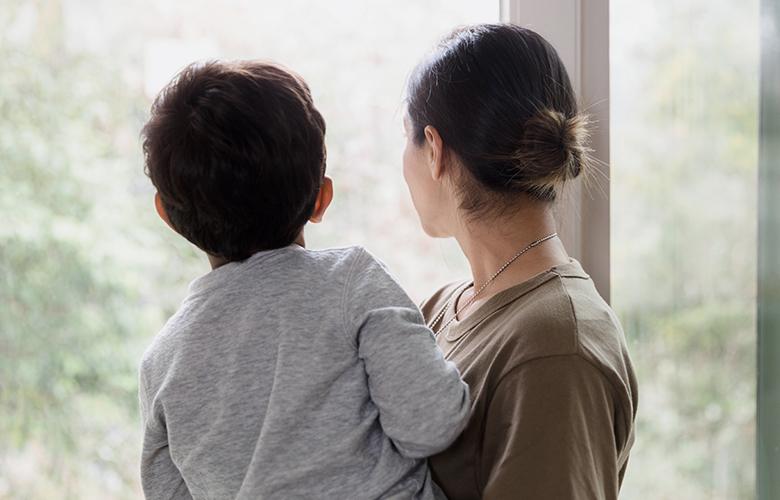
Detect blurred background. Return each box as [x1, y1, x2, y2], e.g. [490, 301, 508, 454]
[0, 0, 759, 498]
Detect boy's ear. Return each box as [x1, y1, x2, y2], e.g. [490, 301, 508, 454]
[154, 192, 175, 231]
[309, 176, 333, 223]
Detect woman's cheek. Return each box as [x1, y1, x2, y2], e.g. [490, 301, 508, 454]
[402, 144, 422, 198]
[402, 149, 430, 223]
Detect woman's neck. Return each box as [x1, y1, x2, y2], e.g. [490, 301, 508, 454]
[452, 203, 570, 300]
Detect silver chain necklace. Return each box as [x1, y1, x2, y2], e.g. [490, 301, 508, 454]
[429, 232, 558, 336]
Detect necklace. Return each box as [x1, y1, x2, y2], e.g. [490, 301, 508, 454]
[428, 232, 558, 336]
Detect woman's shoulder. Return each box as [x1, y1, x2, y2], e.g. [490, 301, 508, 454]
[493, 260, 626, 359]
[467, 260, 634, 394]
[419, 279, 470, 321]
[498, 263, 638, 424]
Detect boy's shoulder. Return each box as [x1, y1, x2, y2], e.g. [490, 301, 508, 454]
[301, 245, 391, 280]
[139, 304, 186, 389]
[138, 245, 395, 384]
[300, 244, 366, 267]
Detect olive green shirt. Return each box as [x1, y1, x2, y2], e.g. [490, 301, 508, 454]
[420, 259, 637, 500]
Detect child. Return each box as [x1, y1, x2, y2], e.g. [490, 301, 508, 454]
[138, 60, 470, 500]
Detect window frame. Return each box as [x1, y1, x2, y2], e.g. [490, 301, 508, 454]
[758, 0, 780, 496]
[500, 0, 611, 301]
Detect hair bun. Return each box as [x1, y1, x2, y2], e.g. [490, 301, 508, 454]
[511, 109, 589, 195]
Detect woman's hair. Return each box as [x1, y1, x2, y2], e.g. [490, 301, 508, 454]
[406, 24, 589, 214]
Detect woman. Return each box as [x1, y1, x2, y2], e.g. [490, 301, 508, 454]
[402, 25, 638, 499]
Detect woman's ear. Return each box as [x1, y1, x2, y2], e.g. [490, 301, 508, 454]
[154, 192, 175, 230]
[309, 176, 334, 223]
[424, 125, 445, 180]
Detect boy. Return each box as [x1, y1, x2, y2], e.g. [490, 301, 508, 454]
[138, 60, 470, 499]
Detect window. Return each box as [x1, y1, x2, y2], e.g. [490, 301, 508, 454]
[0, 1, 496, 496]
[611, 0, 759, 497]
[503, 0, 763, 496]
[3, 1, 773, 498]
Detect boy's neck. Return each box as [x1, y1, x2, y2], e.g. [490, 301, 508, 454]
[207, 230, 307, 270]
[208, 254, 229, 270]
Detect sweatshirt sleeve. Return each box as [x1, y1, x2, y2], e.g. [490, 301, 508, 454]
[342, 248, 471, 458]
[481, 355, 620, 500]
[138, 367, 194, 500]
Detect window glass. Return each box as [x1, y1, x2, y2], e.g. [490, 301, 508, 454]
[611, 1, 759, 497]
[0, 1, 495, 496]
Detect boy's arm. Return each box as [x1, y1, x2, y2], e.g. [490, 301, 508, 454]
[138, 369, 193, 500]
[343, 248, 471, 458]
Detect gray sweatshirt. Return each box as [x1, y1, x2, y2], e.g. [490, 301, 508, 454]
[138, 245, 470, 500]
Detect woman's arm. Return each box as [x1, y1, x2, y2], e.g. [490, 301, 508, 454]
[481, 355, 620, 500]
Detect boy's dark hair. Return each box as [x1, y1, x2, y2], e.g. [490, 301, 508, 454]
[142, 60, 326, 261]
